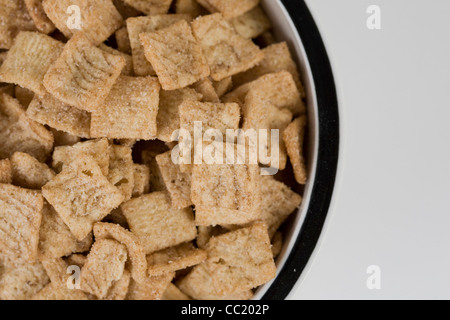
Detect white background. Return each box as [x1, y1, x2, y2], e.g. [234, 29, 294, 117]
[291, 0, 450, 300]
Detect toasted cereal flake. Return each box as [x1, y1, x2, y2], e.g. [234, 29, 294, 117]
[127, 14, 191, 76]
[162, 283, 191, 300]
[229, 6, 271, 39]
[24, 0, 55, 34]
[255, 31, 276, 48]
[197, 226, 222, 249]
[157, 88, 202, 142]
[52, 138, 110, 175]
[93, 222, 148, 284]
[99, 44, 134, 76]
[0, 52, 7, 66]
[175, 0, 204, 18]
[0, 184, 43, 263]
[42, 156, 125, 241]
[104, 269, 131, 300]
[0, 0, 36, 49]
[27, 94, 91, 138]
[51, 129, 81, 147]
[10, 152, 55, 189]
[123, 0, 172, 15]
[0, 84, 14, 96]
[64, 254, 87, 269]
[0, 32, 63, 95]
[140, 20, 210, 90]
[126, 273, 174, 300]
[107, 145, 134, 201]
[115, 27, 132, 54]
[192, 13, 264, 81]
[39, 202, 92, 258]
[197, 0, 259, 18]
[156, 151, 192, 209]
[42, 0, 123, 45]
[80, 239, 128, 299]
[212, 77, 233, 98]
[0, 261, 49, 300]
[192, 78, 220, 103]
[90, 76, 160, 140]
[40, 256, 71, 287]
[103, 208, 129, 229]
[113, 0, 141, 19]
[0, 93, 53, 162]
[260, 176, 302, 237]
[43, 33, 125, 112]
[147, 242, 207, 276]
[132, 164, 150, 197]
[121, 192, 197, 254]
[0, 160, 12, 184]
[283, 116, 308, 185]
[32, 283, 88, 300]
[14, 86, 34, 108]
[271, 231, 283, 258]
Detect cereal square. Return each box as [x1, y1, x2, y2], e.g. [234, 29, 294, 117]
[283, 116, 308, 185]
[113, 0, 141, 19]
[192, 13, 264, 81]
[162, 283, 191, 300]
[175, 0, 204, 18]
[24, 0, 55, 34]
[115, 27, 132, 54]
[0, 159, 12, 184]
[212, 76, 233, 97]
[121, 191, 197, 254]
[132, 164, 150, 197]
[229, 6, 271, 39]
[32, 283, 88, 300]
[51, 129, 81, 147]
[0, 0, 36, 49]
[14, 86, 34, 107]
[43, 33, 126, 112]
[107, 145, 135, 203]
[123, 0, 172, 15]
[140, 20, 210, 90]
[104, 269, 131, 300]
[271, 231, 283, 258]
[10, 152, 55, 189]
[99, 44, 134, 76]
[42, 156, 125, 240]
[126, 273, 174, 300]
[192, 78, 220, 103]
[197, 0, 260, 18]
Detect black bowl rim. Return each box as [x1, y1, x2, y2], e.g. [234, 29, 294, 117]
[261, 0, 340, 300]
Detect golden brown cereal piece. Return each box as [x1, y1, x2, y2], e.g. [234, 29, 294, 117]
[229, 6, 271, 39]
[162, 283, 191, 300]
[113, 0, 141, 19]
[147, 242, 207, 276]
[104, 269, 131, 300]
[192, 13, 264, 81]
[52, 138, 110, 175]
[90, 76, 160, 140]
[0, 184, 43, 263]
[14, 86, 34, 107]
[255, 31, 276, 48]
[156, 151, 192, 209]
[123, 0, 172, 15]
[24, 0, 55, 34]
[40, 257, 71, 287]
[197, 0, 259, 18]
[115, 27, 132, 54]
[233, 42, 306, 97]
[99, 44, 134, 76]
[10, 152, 55, 189]
[0, 0, 36, 49]
[80, 239, 128, 299]
[103, 208, 129, 229]
[142, 149, 168, 192]
[271, 231, 283, 258]
[39, 203, 92, 259]
[107, 145, 135, 201]
[196, 226, 225, 249]
[140, 20, 210, 90]
[127, 14, 190, 76]
[27, 94, 90, 139]
[260, 176, 302, 237]
[42, 0, 123, 45]
[0, 93, 54, 162]
[64, 254, 87, 268]
[51, 129, 81, 147]
[0, 84, 14, 96]
[93, 222, 148, 284]
[157, 88, 202, 142]
[192, 78, 220, 103]
[117, 139, 137, 148]
[0, 51, 7, 66]
[43, 33, 126, 112]
[126, 273, 174, 300]
[42, 156, 125, 241]
[132, 164, 150, 197]
[212, 77, 233, 97]
[283, 116, 308, 185]
[0, 32, 63, 96]
[0, 159, 12, 184]
[32, 283, 88, 300]
[0, 261, 49, 300]
[121, 192, 197, 254]
[175, 0, 204, 18]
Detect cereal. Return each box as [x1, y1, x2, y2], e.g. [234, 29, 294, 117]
[0, 84, 14, 96]
[40, 257, 71, 287]
[64, 254, 87, 269]
[43, 33, 126, 112]
[196, 226, 225, 249]
[192, 78, 220, 103]
[197, 0, 259, 18]
[141, 149, 168, 192]
[10, 152, 55, 189]
[0, 159, 12, 184]
[113, 0, 141, 19]
[32, 283, 88, 300]
[51, 129, 81, 147]
[107, 145, 135, 201]
[140, 20, 210, 90]
[271, 231, 283, 258]
[175, 0, 204, 18]
[121, 192, 197, 254]
[115, 27, 132, 54]
[283, 116, 308, 185]
[103, 208, 129, 229]
[132, 164, 150, 197]
[24, 0, 55, 34]
[126, 273, 174, 300]
[104, 269, 131, 300]
[192, 13, 264, 81]
[14, 86, 34, 107]
[162, 283, 191, 300]
[229, 6, 271, 39]
[99, 44, 134, 76]
[0, 0, 36, 49]
[212, 77, 233, 98]
[123, 0, 172, 15]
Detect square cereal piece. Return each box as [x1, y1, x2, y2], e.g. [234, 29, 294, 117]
[42, 0, 123, 45]
[107, 145, 135, 202]
[43, 33, 126, 112]
[113, 0, 141, 19]
[162, 283, 191, 300]
[0, 159, 12, 184]
[115, 27, 132, 54]
[126, 273, 174, 300]
[197, 0, 260, 18]
[147, 242, 207, 276]
[64, 254, 87, 268]
[32, 283, 88, 300]
[80, 239, 128, 299]
[127, 14, 191, 76]
[156, 150, 192, 209]
[123, 0, 172, 15]
[42, 156, 125, 241]
[103, 208, 129, 229]
[233, 42, 306, 98]
[27, 94, 91, 138]
[212, 76, 233, 97]
[0, 0, 36, 49]
[51, 129, 81, 147]
[196, 225, 225, 249]
[40, 256, 72, 287]
[260, 176, 302, 237]
[205, 223, 276, 296]
[39, 202, 92, 259]
[192, 78, 220, 103]
[141, 146, 168, 192]
[0, 184, 43, 263]
[52, 138, 110, 175]
[229, 6, 271, 39]
[0, 261, 49, 300]
[283, 116, 308, 185]
[99, 44, 134, 76]
[14, 86, 35, 107]
[90, 76, 160, 140]
[192, 13, 264, 81]
[0, 32, 63, 96]
[24, 0, 55, 34]
[10, 152, 55, 189]
[157, 88, 202, 142]
[121, 191, 197, 254]
[140, 20, 210, 90]
[0, 84, 14, 96]
[132, 164, 150, 197]
[271, 231, 283, 258]
[175, 0, 204, 18]
[104, 269, 131, 300]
